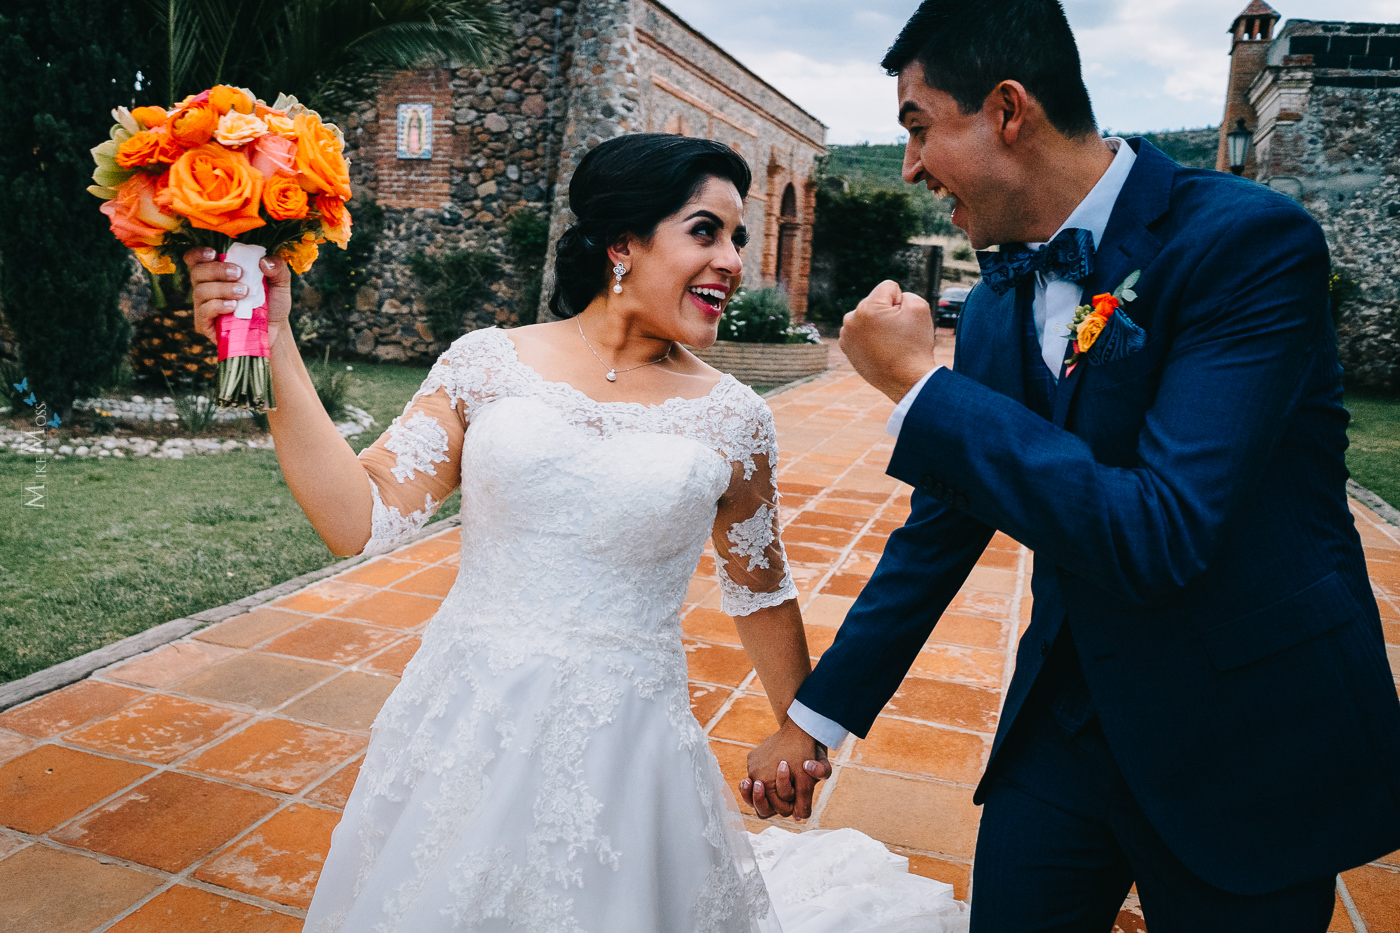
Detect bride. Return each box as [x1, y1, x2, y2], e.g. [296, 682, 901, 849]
[185, 133, 966, 932]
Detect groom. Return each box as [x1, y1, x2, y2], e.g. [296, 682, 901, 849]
[743, 1, 1400, 929]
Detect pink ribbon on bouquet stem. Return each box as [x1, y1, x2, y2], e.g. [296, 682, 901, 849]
[214, 251, 271, 360]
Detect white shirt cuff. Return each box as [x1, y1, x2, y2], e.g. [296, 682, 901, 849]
[884, 368, 939, 439]
[786, 699, 850, 751]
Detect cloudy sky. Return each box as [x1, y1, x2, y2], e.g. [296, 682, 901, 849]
[659, 0, 1400, 144]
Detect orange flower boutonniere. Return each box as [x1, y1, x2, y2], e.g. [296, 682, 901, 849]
[1065, 270, 1141, 374]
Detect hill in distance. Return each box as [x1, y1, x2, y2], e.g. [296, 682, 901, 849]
[825, 126, 1219, 235]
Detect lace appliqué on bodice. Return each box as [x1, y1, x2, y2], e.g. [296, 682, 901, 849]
[318, 328, 798, 932]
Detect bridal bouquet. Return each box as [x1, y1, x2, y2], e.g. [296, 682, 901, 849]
[89, 86, 353, 411]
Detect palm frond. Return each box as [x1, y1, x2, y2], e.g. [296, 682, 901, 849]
[268, 0, 511, 103]
[132, 0, 510, 107]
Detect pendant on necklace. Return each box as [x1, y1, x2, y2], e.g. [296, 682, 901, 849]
[606, 370, 618, 382]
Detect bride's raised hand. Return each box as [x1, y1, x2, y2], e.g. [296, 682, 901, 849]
[183, 247, 292, 348]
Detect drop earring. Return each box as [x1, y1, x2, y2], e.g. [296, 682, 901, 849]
[612, 262, 626, 294]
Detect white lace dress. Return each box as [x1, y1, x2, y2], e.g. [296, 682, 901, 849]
[302, 328, 967, 933]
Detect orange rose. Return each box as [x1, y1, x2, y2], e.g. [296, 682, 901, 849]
[116, 129, 173, 169]
[131, 106, 168, 128]
[263, 174, 310, 220]
[209, 85, 255, 115]
[316, 195, 352, 247]
[1091, 293, 1120, 317]
[277, 233, 319, 274]
[168, 102, 219, 146]
[1076, 312, 1110, 352]
[161, 144, 265, 237]
[100, 172, 181, 248]
[293, 112, 351, 200]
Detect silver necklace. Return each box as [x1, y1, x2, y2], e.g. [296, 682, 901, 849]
[577, 318, 673, 382]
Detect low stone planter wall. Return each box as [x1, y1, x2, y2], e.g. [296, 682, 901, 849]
[692, 341, 829, 385]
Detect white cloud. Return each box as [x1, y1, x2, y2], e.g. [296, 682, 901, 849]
[661, 0, 1400, 141]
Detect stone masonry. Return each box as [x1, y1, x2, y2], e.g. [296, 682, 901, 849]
[1220, 3, 1400, 390]
[331, 0, 826, 364]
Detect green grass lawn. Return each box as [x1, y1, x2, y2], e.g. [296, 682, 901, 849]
[0, 360, 458, 684]
[1344, 391, 1400, 513]
[2, 359, 1395, 686]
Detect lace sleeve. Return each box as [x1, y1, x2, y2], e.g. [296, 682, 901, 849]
[354, 329, 507, 556]
[711, 396, 798, 616]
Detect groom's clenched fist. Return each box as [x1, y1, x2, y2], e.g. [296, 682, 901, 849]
[839, 279, 940, 403]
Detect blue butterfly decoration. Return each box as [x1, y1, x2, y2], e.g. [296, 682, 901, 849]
[46, 414, 62, 428]
[23, 392, 36, 406]
[12, 377, 27, 392]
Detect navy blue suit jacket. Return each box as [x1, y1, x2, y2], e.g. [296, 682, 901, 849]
[794, 139, 1400, 894]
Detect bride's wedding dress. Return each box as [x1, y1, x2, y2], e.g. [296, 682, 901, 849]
[302, 328, 967, 932]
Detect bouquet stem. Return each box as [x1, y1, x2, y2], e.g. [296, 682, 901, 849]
[215, 245, 276, 413]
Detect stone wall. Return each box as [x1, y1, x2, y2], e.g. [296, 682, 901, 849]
[1283, 84, 1400, 389]
[323, 0, 579, 362]
[1245, 17, 1400, 390]
[306, 0, 824, 361]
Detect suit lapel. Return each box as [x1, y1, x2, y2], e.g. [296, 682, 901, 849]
[1052, 139, 1175, 429]
[959, 277, 1027, 403]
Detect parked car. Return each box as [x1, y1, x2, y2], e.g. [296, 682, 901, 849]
[936, 286, 970, 327]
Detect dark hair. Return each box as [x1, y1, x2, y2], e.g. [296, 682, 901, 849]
[881, 0, 1097, 138]
[548, 134, 752, 318]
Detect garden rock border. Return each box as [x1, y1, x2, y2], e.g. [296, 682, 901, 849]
[0, 403, 376, 459]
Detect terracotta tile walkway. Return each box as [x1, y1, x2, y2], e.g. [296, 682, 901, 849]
[2, 344, 1399, 932]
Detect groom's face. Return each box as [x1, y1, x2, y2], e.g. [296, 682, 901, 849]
[897, 67, 1016, 250]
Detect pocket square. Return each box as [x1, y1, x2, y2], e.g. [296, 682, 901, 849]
[1086, 309, 1146, 366]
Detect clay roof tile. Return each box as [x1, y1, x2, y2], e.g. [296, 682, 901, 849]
[1236, 0, 1280, 20]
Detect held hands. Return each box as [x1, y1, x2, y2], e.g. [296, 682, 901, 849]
[839, 280, 940, 403]
[740, 718, 833, 821]
[183, 247, 293, 348]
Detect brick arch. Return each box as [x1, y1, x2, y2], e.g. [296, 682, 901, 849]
[762, 164, 815, 322]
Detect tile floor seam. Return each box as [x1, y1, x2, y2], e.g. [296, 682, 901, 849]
[1337, 873, 1368, 933]
[700, 670, 758, 733]
[804, 714, 862, 829]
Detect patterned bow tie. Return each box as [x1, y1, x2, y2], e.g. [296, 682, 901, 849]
[976, 227, 1096, 296]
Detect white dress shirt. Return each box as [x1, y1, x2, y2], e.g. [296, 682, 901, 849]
[786, 139, 1138, 752]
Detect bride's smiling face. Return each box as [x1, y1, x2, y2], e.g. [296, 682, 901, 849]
[612, 176, 747, 349]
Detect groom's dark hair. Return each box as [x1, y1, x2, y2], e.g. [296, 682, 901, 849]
[883, 0, 1098, 139]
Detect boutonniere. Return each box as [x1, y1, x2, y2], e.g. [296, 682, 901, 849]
[1064, 270, 1143, 374]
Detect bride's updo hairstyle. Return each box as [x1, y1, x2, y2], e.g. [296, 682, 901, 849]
[549, 134, 752, 318]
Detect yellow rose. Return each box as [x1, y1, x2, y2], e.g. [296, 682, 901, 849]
[215, 110, 268, 148]
[278, 233, 320, 274]
[263, 113, 296, 138]
[209, 85, 256, 115]
[1077, 312, 1109, 352]
[293, 112, 351, 200]
[160, 144, 265, 237]
[134, 247, 177, 275]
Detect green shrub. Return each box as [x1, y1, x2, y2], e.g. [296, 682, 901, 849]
[504, 209, 550, 326]
[302, 199, 384, 356]
[0, 0, 141, 417]
[309, 349, 356, 420]
[409, 248, 500, 345]
[719, 287, 792, 343]
[808, 186, 920, 327]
